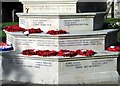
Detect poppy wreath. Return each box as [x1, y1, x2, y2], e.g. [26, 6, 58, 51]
[57, 50, 77, 57]
[0, 42, 14, 51]
[27, 28, 43, 34]
[76, 49, 95, 56]
[36, 50, 58, 57]
[46, 30, 68, 35]
[4, 25, 26, 32]
[0, 42, 7, 46]
[4, 25, 68, 35]
[107, 46, 120, 52]
[22, 49, 37, 56]
[23, 28, 43, 35]
[22, 49, 95, 57]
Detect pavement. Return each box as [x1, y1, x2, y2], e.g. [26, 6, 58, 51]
[0, 80, 119, 86]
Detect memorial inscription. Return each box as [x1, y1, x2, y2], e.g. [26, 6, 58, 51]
[59, 38, 103, 46]
[23, 5, 76, 13]
[3, 58, 115, 70]
[19, 18, 26, 28]
[16, 38, 103, 47]
[4, 58, 53, 69]
[19, 17, 93, 31]
[12, 36, 105, 51]
[31, 18, 91, 27]
[65, 59, 114, 69]
[15, 38, 58, 47]
[63, 19, 89, 27]
[33, 20, 52, 26]
[20, 18, 25, 25]
[7, 34, 14, 45]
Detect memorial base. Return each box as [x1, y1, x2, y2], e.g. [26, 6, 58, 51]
[1, 51, 119, 84]
[16, 12, 105, 32]
[5, 29, 118, 53]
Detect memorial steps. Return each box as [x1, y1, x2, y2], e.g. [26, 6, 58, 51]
[0, 0, 119, 84]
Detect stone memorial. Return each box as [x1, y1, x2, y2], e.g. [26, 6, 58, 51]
[5, 29, 118, 53]
[118, 0, 120, 18]
[1, 0, 119, 84]
[2, 51, 119, 84]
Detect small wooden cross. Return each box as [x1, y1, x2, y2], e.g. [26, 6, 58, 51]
[26, 8, 29, 13]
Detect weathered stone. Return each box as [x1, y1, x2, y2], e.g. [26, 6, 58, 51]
[5, 29, 118, 53]
[19, 0, 78, 14]
[1, 51, 119, 84]
[17, 12, 105, 32]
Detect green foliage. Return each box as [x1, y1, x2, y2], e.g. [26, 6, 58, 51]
[0, 22, 18, 38]
[105, 18, 120, 43]
[0, 30, 6, 38]
[2, 22, 18, 28]
[103, 18, 120, 29]
[104, 18, 120, 23]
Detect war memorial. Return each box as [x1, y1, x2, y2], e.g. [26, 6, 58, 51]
[0, 0, 120, 84]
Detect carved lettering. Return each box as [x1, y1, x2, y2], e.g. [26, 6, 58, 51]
[65, 59, 114, 69]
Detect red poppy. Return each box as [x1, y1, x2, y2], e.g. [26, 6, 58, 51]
[28, 28, 43, 34]
[107, 46, 120, 52]
[4, 25, 26, 32]
[57, 50, 77, 57]
[76, 49, 95, 56]
[0, 42, 7, 46]
[4, 25, 43, 34]
[46, 30, 68, 35]
[36, 50, 57, 56]
[22, 49, 95, 57]
[22, 49, 36, 56]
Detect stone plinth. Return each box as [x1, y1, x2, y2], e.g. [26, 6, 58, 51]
[19, 0, 78, 13]
[16, 12, 105, 32]
[4, 29, 118, 53]
[1, 51, 119, 84]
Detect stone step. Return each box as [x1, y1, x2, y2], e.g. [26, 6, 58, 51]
[16, 12, 105, 32]
[1, 51, 119, 84]
[5, 29, 118, 53]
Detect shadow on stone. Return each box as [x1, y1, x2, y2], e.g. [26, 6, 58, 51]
[2, 54, 32, 84]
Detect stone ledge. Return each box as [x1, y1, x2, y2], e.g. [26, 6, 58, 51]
[1, 52, 118, 84]
[1, 51, 119, 62]
[16, 13, 97, 16]
[4, 29, 118, 36]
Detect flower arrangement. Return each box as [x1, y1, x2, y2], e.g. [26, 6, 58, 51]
[4, 25, 68, 35]
[57, 50, 77, 57]
[22, 49, 95, 57]
[107, 46, 120, 52]
[23, 28, 43, 35]
[4, 25, 25, 32]
[37, 50, 58, 56]
[76, 49, 95, 56]
[4, 25, 43, 34]
[0, 42, 13, 51]
[46, 30, 68, 35]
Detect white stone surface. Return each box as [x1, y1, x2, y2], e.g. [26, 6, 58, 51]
[2, 57, 58, 84]
[20, 0, 77, 1]
[5, 32, 105, 53]
[19, 0, 78, 13]
[3, 0, 119, 84]
[1, 51, 119, 84]
[117, 1, 120, 17]
[17, 13, 95, 32]
[4, 29, 118, 53]
[59, 59, 118, 84]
